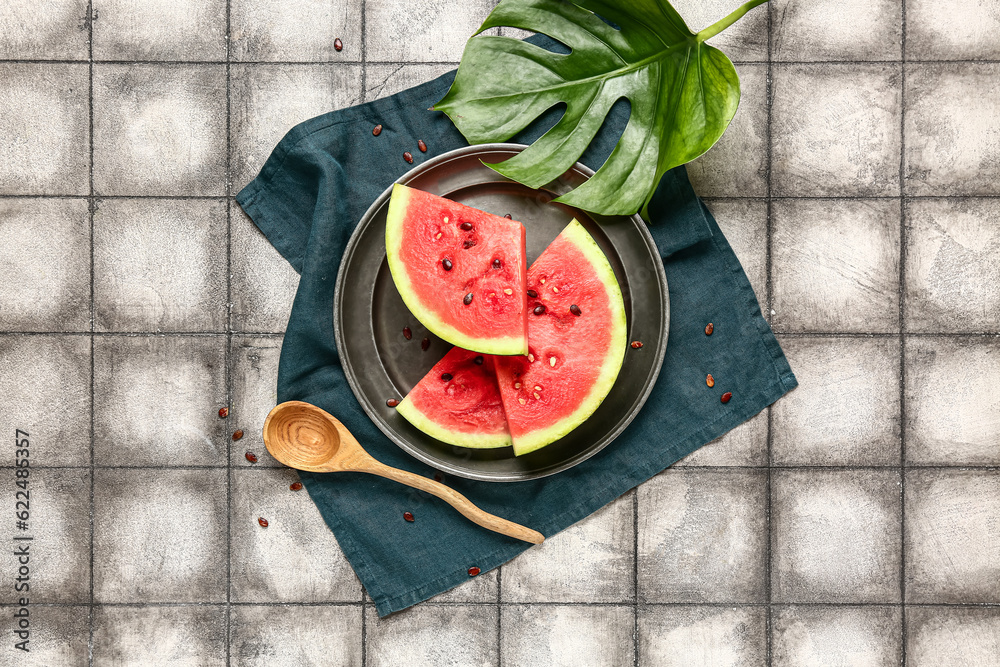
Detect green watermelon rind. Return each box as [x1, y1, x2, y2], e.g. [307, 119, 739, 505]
[511, 219, 628, 457]
[395, 395, 513, 449]
[385, 183, 529, 357]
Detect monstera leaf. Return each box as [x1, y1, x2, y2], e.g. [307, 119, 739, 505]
[434, 0, 767, 217]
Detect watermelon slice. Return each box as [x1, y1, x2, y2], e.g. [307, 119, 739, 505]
[385, 184, 528, 356]
[495, 220, 627, 456]
[395, 346, 512, 449]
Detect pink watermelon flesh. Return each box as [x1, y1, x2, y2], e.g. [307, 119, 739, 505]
[385, 184, 528, 356]
[494, 220, 627, 456]
[395, 347, 512, 449]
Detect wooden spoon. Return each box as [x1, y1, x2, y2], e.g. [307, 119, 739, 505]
[262, 401, 544, 544]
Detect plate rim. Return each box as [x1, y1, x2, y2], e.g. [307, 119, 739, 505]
[333, 143, 669, 482]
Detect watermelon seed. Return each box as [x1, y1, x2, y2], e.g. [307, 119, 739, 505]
[463, 293, 474, 305]
[372, 124, 382, 136]
[468, 566, 481, 577]
[233, 429, 244, 441]
[442, 258, 452, 271]
[504, 288, 512, 295]
[705, 322, 714, 336]
[460, 221, 473, 231]
[534, 385, 541, 391]
[290, 482, 303, 491]
[504, 213, 512, 219]
[631, 341, 644, 349]
[463, 239, 476, 249]
[528, 353, 534, 362]
[421, 338, 430, 351]
[514, 382, 521, 389]
[334, 38, 343, 51]
[417, 139, 427, 152]
[549, 356, 557, 367]
[552, 286, 559, 293]
[474, 356, 484, 365]
[434, 473, 443, 482]
[721, 392, 732, 403]
[492, 258, 502, 269]
[403, 151, 414, 163]
[245, 451, 258, 463]
[518, 398, 526, 405]
[435, 232, 442, 240]
[258, 517, 269, 528]
[527, 289, 538, 298]
[706, 374, 715, 388]
[402, 326, 412, 340]
[488, 292, 495, 298]
[403, 511, 415, 522]
[441, 372, 453, 381]
[540, 278, 546, 284]
[570, 304, 582, 316]
[444, 217, 449, 223]
[218, 407, 229, 418]
[533, 304, 546, 315]
[386, 398, 400, 407]
[533, 392, 541, 399]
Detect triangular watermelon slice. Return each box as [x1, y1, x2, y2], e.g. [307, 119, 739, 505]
[494, 220, 627, 456]
[395, 347, 511, 449]
[385, 184, 528, 356]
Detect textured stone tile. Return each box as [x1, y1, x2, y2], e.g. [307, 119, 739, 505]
[231, 468, 362, 602]
[0, 198, 90, 332]
[905, 64, 1000, 196]
[231, 205, 300, 332]
[231, 605, 362, 667]
[0, 469, 89, 604]
[676, 409, 767, 467]
[0, 335, 90, 467]
[92, 605, 226, 666]
[638, 470, 767, 603]
[771, 469, 901, 603]
[905, 337, 1000, 465]
[501, 605, 634, 667]
[366, 605, 497, 667]
[93, 336, 226, 466]
[0, 0, 89, 59]
[94, 198, 227, 332]
[702, 199, 767, 304]
[772, 199, 900, 333]
[365, 63, 456, 101]
[638, 606, 766, 667]
[906, 606, 1000, 667]
[0, 63, 89, 195]
[772, 64, 901, 197]
[502, 494, 633, 603]
[365, 0, 494, 62]
[671, 0, 768, 61]
[772, 337, 901, 466]
[907, 0, 1000, 60]
[230, 64, 363, 193]
[92, 0, 227, 61]
[686, 65, 767, 198]
[905, 199, 1000, 333]
[772, 605, 902, 667]
[0, 605, 89, 666]
[93, 64, 226, 196]
[231, 336, 283, 466]
[231, 0, 363, 61]
[772, 0, 901, 61]
[426, 566, 498, 603]
[93, 468, 227, 602]
[905, 469, 1000, 603]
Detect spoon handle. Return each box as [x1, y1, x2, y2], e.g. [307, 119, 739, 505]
[365, 463, 545, 544]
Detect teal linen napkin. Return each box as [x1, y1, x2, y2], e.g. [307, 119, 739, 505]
[237, 64, 797, 617]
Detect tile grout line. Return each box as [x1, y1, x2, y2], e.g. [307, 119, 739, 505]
[86, 0, 96, 664]
[765, 0, 775, 663]
[633, 489, 639, 667]
[496, 565, 503, 667]
[2, 57, 999, 66]
[224, 0, 234, 662]
[898, 1, 909, 662]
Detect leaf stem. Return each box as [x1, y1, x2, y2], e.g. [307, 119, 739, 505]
[695, 0, 768, 42]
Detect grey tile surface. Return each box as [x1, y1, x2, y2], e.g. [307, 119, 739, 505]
[230, 205, 301, 332]
[771, 0, 902, 61]
[0, 0, 89, 60]
[771, 337, 901, 466]
[364, 0, 494, 62]
[93, 198, 228, 332]
[230, 605, 363, 666]
[771, 469, 901, 603]
[638, 469, 767, 603]
[0, 605, 89, 666]
[906, 0, 1000, 61]
[501, 494, 633, 603]
[365, 63, 456, 101]
[675, 409, 768, 467]
[92, 0, 228, 61]
[772, 64, 901, 197]
[905, 337, 1000, 466]
[906, 606, 1000, 667]
[0, 63, 89, 195]
[93, 468, 228, 602]
[0, 198, 91, 332]
[92, 605, 227, 666]
[638, 606, 766, 667]
[671, 0, 768, 61]
[231, 335, 284, 465]
[231, 0, 363, 61]
[93, 336, 227, 466]
[905, 63, 1000, 196]
[704, 199, 768, 303]
[366, 604, 498, 667]
[230, 467, 362, 602]
[0, 335, 91, 467]
[93, 64, 227, 196]
[905, 469, 1000, 603]
[771, 605, 902, 667]
[772, 199, 900, 333]
[905, 198, 1000, 333]
[501, 605, 634, 667]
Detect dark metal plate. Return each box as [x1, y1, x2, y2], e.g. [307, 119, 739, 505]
[334, 144, 668, 482]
